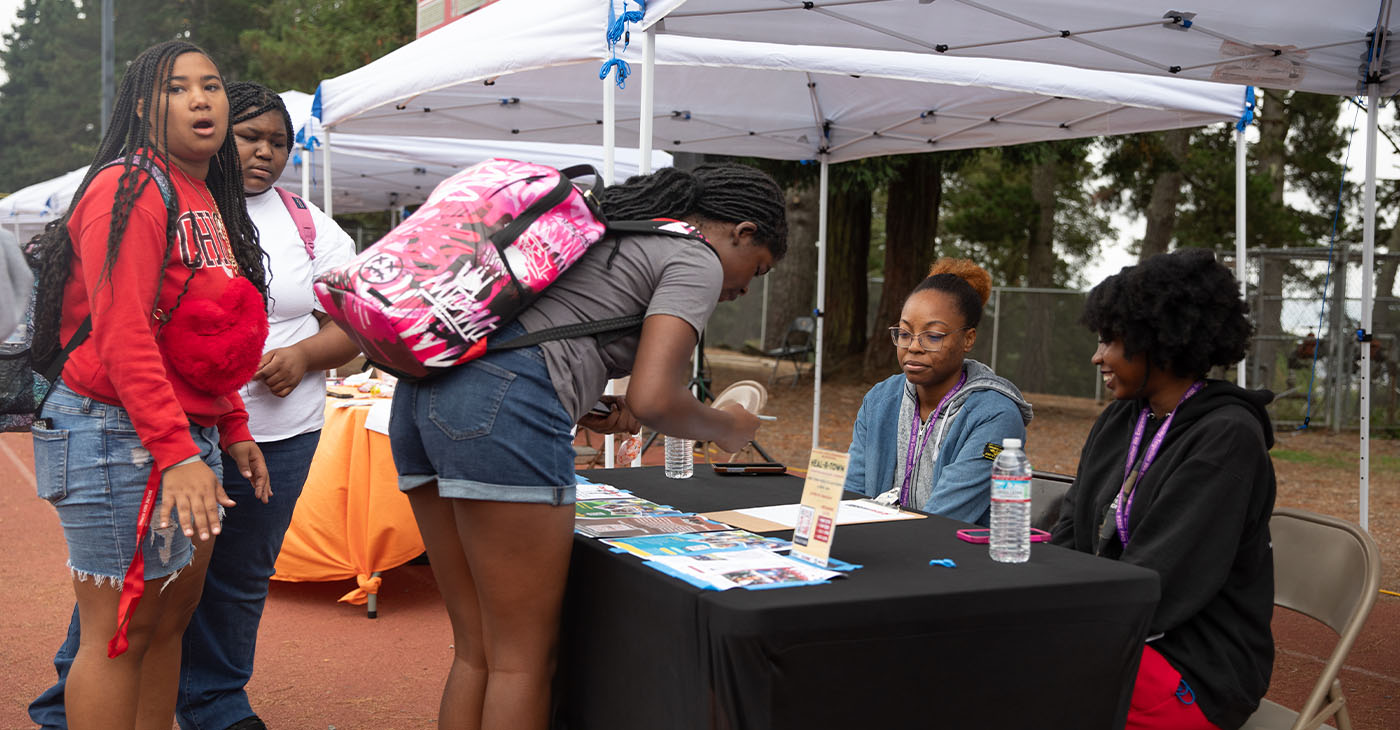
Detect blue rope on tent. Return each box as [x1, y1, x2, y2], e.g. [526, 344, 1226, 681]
[1235, 86, 1255, 132]
[1298, 99, 1363, 430]
[601, 0, 646, 89]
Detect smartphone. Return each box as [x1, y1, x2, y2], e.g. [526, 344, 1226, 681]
[712, 462, 787, 476]
[588, 400, 612, 417]
[955, 527, 1052, 544]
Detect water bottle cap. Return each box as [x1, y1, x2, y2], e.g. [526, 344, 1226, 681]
[1002, 438, 1022, 449]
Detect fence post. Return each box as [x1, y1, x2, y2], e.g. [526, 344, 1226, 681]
[1329, 246, 1348, 432]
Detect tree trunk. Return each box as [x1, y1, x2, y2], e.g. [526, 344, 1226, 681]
[1254, 90, 1290, 390]
[822, 185, 872, 367]
[863, 154, 941, 377]
[1020, 154, 1058, 393]
[1375, 231, 1399, 422]
[1139, 129, 1189, 262]
[762, 183, 819, 354]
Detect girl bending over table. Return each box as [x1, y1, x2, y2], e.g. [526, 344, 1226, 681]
[1051, 249, 1276, 730]
[389, 164, 788, 730]
[844, 258, 1032, 524]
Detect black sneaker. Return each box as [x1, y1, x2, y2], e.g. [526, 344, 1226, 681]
[225, 717, 267, 730]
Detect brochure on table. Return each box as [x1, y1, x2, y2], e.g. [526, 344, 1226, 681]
[643, 548, 846, 591]
[574, 514, 732, 539]
[574, 498, 682, 519]
[788, 449, 849, 567]
[602, 529, 792, 558]
[703, 497, 924, 533]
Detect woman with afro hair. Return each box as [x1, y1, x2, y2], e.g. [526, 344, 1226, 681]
[844, 258, 1033, 524]
[1051, 249, 1276, 730]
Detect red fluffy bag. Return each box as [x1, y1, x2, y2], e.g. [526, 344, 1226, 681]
[158, 277, 268, 395]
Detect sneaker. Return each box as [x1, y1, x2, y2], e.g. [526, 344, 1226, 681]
[225, 717, 267, 730]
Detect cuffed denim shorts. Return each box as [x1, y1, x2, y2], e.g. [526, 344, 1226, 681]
[32, 381, 224, 586]
[389, 322, 577, 505]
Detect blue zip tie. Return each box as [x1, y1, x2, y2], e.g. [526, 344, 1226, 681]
[928, 558, 957, 568]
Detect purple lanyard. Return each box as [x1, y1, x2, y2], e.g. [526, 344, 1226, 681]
[899, 371, 967, 506]
[1113, 381, 1205, 546]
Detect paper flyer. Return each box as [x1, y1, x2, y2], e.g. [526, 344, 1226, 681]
[573, 479, 634, 501]
[601, 529, 792, 558]
[789, 449, 850, 567]
[643, 548, 845, 591]
[703, 499, 925, 533]
[574, 498, 681, 520]
[573, 514, 732, 539]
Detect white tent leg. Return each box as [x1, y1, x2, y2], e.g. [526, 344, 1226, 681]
[301, 145, 311, 201]
[812, 157, 829, 453]
[1360, 84, 1377, 531]
[1236, 127, 1248, 387]
[603, 67, 618, 469]
[321, 130, 333, 217]
[630, 29, 658, 468]
[640, 28, 655, 175]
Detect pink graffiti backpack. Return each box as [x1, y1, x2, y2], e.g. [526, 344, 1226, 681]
[313, 158, 709, 379]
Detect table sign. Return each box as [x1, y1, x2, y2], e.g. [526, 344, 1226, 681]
[790, 449, 849, 567]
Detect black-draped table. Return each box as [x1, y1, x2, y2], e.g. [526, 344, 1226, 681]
[557, 467, 1159, 730]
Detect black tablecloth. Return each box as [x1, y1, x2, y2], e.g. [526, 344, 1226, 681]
[557, 467, 1160, 730]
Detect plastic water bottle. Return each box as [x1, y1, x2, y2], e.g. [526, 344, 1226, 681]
[990, 437, 1032, 563]
[664, 435, 693, 479]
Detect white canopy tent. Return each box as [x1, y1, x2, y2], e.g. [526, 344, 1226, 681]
[1, 166, 91, 243]
[640, 0, 1392, 527]
[278, 90, 670, 214]
[314, 0, 1247, 465]
[0, 91, 671, 242]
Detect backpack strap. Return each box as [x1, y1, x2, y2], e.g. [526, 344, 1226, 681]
[99, 156, 175, 209]
[491, 219, 718, 352]
[274, 186, 317, 259]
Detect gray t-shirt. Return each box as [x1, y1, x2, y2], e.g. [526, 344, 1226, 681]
[515, 232, 722, 422]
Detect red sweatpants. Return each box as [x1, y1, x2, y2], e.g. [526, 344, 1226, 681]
[1125, 645, 1220, 730]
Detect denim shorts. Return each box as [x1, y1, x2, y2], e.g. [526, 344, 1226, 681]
[389, 322, 577, 505]
[32, 381, 224, 586]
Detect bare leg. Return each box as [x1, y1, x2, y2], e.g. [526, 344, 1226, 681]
[408, 485, 487, 730]
[455, 498, 575, 730]
[66, 536, 213, 730]
[135, 535, 215, 729]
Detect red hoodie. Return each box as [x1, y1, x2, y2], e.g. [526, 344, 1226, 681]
[60, 157, 256, 470]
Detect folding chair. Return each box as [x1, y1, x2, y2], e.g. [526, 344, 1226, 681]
[1240, 508, 1381, 730]
[763, 315, 816, 386]
[700, 379, 777, 463]
[1029, 470, 1074, 531]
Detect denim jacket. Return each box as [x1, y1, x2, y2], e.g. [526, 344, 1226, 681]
[842, 359, 1032, 525]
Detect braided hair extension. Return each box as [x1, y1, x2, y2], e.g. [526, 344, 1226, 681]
[28, 41, 266, 366]
[597, 163, 789, 259]
[227, 81, 294, 143]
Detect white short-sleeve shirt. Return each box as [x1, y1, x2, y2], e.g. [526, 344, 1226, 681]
[239, 188, 356, 441]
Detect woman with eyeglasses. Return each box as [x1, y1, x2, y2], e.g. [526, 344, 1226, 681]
[843, 258, 1032, 524]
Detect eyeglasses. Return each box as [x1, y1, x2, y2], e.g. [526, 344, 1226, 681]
[889, 326, 970, 352]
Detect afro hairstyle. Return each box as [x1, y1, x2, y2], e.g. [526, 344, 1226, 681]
[1080, 248, 1253, 378]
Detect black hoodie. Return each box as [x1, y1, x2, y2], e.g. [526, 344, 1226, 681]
[1051, 380, 1276, 729]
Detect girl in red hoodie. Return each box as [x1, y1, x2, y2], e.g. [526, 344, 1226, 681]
[27, 41, 271, 730]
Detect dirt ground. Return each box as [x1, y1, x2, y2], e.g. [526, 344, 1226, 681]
[1, 349, 1395, 729]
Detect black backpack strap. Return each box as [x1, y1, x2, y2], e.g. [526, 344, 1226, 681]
[33, 314, 92, 416]
[488, 165, 601, 284]
[490, 314, 644, 351]
[603, 219, 720, 269]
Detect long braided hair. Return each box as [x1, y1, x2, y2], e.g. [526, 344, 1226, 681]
[227, 81, 294, 142]
[598, 163, 789, 259]
[27, 40, 267, 369]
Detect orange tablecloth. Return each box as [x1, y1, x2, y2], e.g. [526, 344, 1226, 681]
[271, 400, 424, 605]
